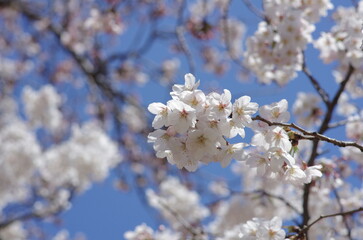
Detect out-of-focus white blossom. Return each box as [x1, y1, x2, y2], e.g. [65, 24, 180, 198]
[315, 2, 363, 98]
[345, 113, 363, 141]
[160, 58, 180, 85]
[0, 121, 41, 208]
[124, 224, 180, 240]
[40, 122, 121, 191]
[84, 8, 124, 34]
[146, 177, 209, 230]
[244, 0, 332, 85]
[121, 104, 147, 133]
[293, 92, 322, 127]
[22, 85, 63, 131]
[124, 223, 154, 240]
[0, 221, 27, 240]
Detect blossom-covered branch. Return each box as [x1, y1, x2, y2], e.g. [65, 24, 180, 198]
[253, 115, 363, 152]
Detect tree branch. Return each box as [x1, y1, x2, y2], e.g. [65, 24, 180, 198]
[302, 64, 355, 233]
[332, 185, 352, 239]
[302, 54, 330, 107]
[252, 115, 363, 152]
[295, 207, 363, 238]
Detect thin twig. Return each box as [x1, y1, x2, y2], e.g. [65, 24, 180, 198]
[332, 185, 352, 239]
[252, 115, 363, 152]
[302, 54, 330, 107]
[241, 0, 266, 21]
[295, 207, 363, 238]
[302, 64, 355, 233]
[329, 117, 363, 129]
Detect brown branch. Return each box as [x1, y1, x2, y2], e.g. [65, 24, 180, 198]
[17, 1, 146, 113]
[318, 64, 355, 135]
[252, 115, 363, 152]
[295, 207, 363, 238]
[329, 117, 363, 129]
[332, 185, 352, 239]
[257, 190, 302, 216]
[226, 190, 302, 216]
[302, 64, 355, 234]
[302, 54, 330, 107]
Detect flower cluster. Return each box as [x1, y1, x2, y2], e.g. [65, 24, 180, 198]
[244, 0, 333, 85]
[146, 177, 209, 230]
[220, 216, 286, 240]
[314, 1, 363, 98]
[124, 223, 180, 240]
[148, 74, 322, 185]
[22, 85, 63, 131]
[40, 122, 121, 192]
[0, 121, 41, 208]
[293, 92, 322, 128]
[148, 73, 256, 171]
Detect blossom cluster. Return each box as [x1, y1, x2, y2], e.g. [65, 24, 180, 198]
[146, 177, 209, 230]
[0, 85, 122, 235]
[244, 0, 333, 85]
[22, 85, 63, 131]
[148, 74, 322, 185]
[124, 223, 180, 240]
[314, 1, 363, 98]
[220, 216, 286, 240]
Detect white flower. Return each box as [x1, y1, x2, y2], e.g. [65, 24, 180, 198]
[256, 217, 286, 240]
[180, 89, 206, 113]
[268, 147, 295, 172]
[304, 165, 323, 183]
[186, 128, 218, 162]
[232, 96, 258, 126]
[148, 128, 174, 158]
[246, 152, 270, 176]
[218, 142, 247, 167]
[283, 165, 306, 185]
[220, 118, 246, 139]
[241, 218, 259, 239]
[167, 99, 196, 133]
[259, 99, 290, 123]
[168, 137, 192, 170]
[264, 126, 292, 152]
[171, 73, 200, 98]
[148, 102, 169, 129]
[208, 89, 233, 119]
